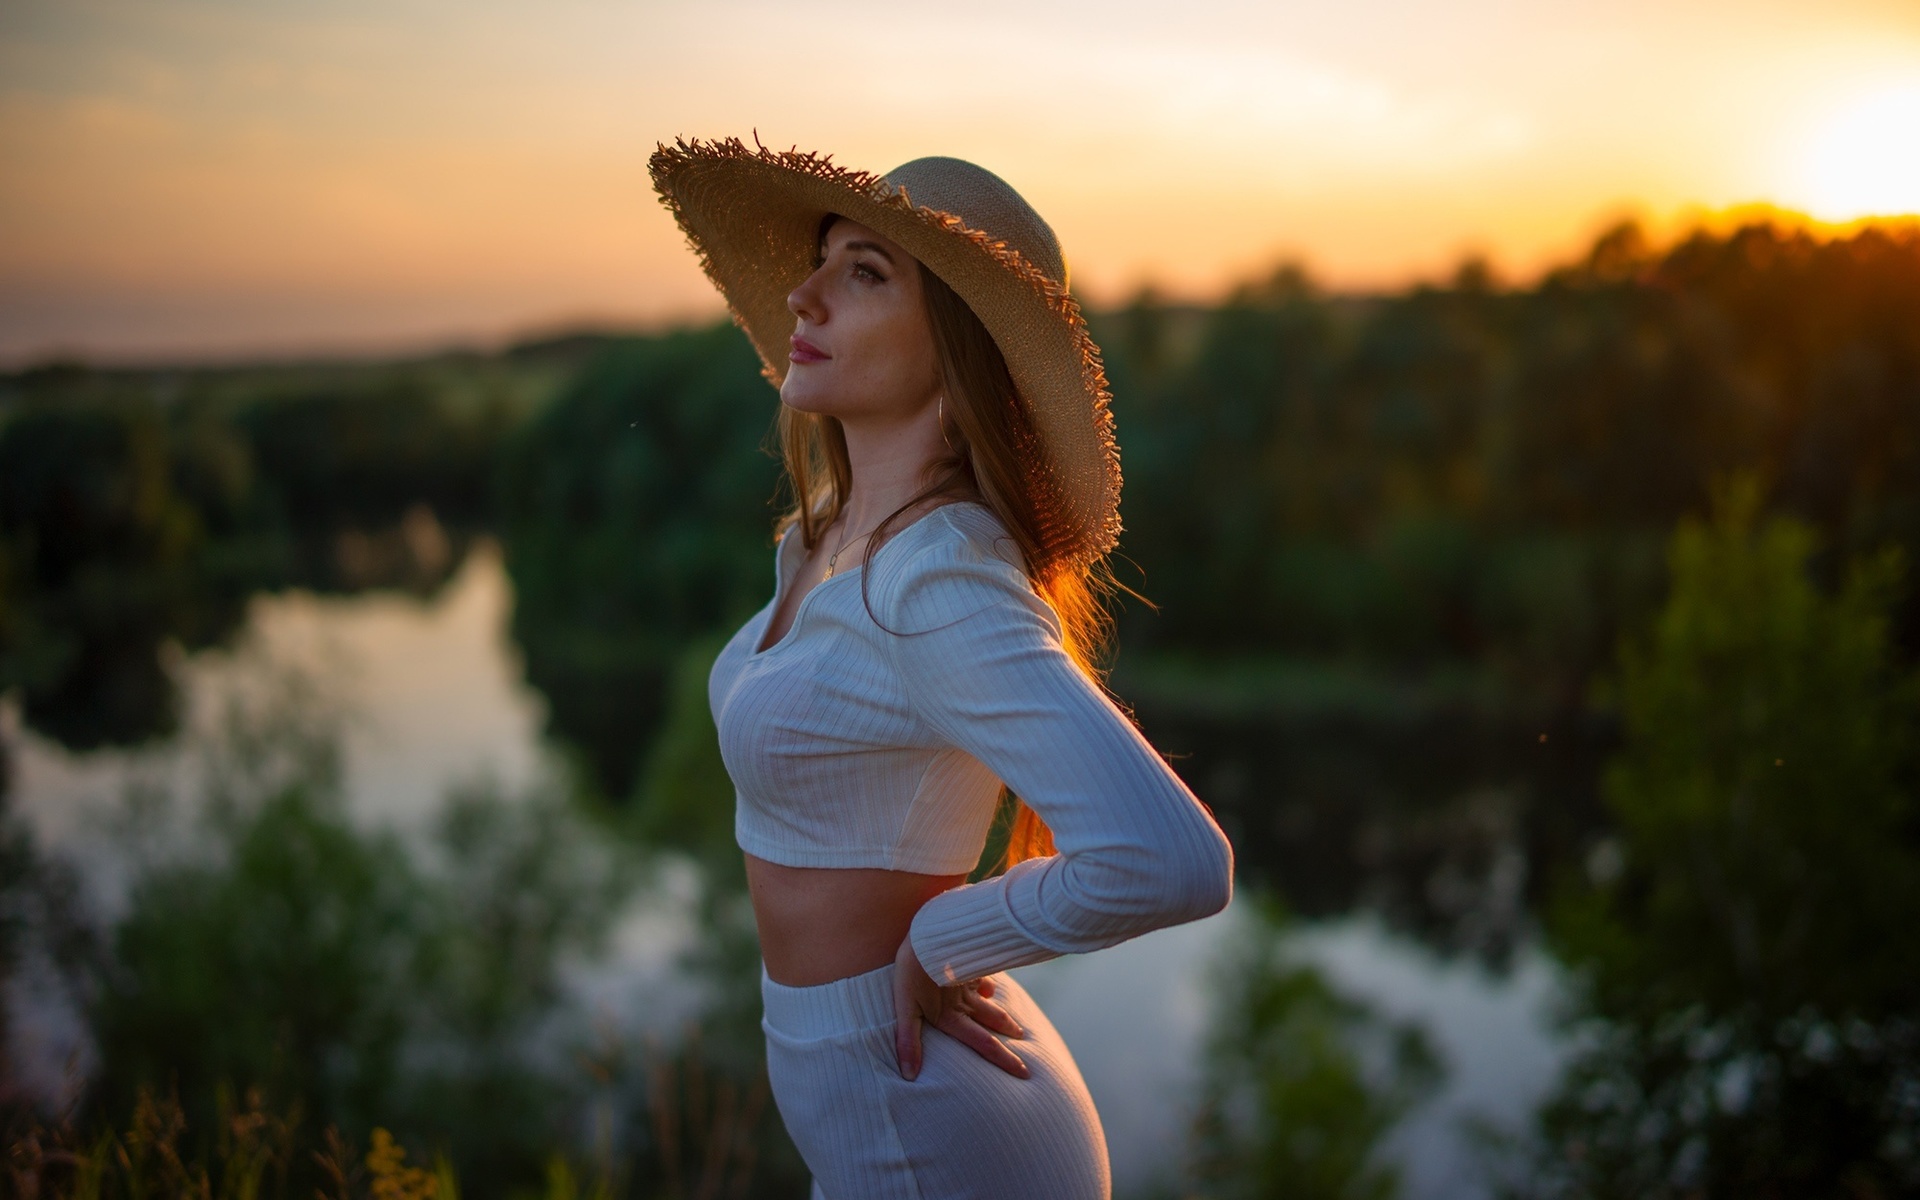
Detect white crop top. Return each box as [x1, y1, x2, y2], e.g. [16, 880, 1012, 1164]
[708, 501, 1234, 984]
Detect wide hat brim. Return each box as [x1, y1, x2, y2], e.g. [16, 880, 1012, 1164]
[647, 136, 1121, 567]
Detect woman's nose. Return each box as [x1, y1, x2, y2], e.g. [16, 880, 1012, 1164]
[788, 265, 828, 324]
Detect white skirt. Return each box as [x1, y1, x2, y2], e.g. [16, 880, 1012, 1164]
[760, 963, 1110, 1200]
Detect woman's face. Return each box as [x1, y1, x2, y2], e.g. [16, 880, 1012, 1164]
[781, 218, 940, 426]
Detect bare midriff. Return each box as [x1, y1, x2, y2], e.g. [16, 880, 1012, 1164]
[746, 853, 967, 987]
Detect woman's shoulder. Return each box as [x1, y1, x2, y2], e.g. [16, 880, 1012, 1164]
[877, 499, 1024, 572]
[867, 501, 1045, 634]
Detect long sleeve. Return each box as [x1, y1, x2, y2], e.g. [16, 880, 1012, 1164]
[880, 541, 1235, 986]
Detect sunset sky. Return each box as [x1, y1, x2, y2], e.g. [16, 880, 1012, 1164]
[2, 0, 1918, 364]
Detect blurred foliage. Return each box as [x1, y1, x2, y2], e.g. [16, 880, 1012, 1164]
[1104, 220, 1920, 700]
[0, 620, 809, 1196]
[0, 790, 91, 1106]
[5, 1084, 770, 1200]
[506, 216, 1920, 799]
[1525, 476, 1920, 1197]
[0, 347, 578, 750]
[8, 1085, 310, 1200]
[7, 217, 1917, 769]
[629, 635, 739, 865]
[83, 715, 636, 1192]
[1131, 692, 1601, 965]
[0, 401, 220, 745]
[3, 674, 808, 1198]
[495, 327, 783, 799]
[1185, 894, 1441, 1200]
[6, 215, 1920, 1196]
[623, 635, 791, 1113]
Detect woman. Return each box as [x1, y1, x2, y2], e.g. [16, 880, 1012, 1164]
[649, 138, 1234, 1200]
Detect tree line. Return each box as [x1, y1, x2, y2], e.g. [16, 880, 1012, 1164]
[2, 216, 1915, 789]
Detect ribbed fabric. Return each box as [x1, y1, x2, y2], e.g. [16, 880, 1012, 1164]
[760, 963, 900, 1041]
[761, 964, 1108, 1200]
[709, 501, 1235, 985]
[710, 506, 1012, 874]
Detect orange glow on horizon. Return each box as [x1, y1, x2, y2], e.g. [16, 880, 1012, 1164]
[3, 0, 1919, 364]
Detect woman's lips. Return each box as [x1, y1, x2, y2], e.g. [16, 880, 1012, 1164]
[789, 336, 829, 364]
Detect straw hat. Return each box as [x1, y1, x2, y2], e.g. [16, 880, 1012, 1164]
[647, 136, 1121, 566]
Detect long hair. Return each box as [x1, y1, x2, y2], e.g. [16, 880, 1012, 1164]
[774, 262, 1116, 867]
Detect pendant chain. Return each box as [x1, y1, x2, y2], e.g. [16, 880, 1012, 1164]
[823, 518, 881, 580]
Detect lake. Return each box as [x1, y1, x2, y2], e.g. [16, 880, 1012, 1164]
[5, 541, 1576, 1199]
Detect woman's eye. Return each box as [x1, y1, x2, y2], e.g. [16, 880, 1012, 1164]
[851, 262, 884, 283]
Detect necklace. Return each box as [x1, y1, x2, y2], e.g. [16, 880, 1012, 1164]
[822, 518, 880, 579]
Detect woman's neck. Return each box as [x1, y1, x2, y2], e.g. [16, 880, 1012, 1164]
[835, 401, 948, 533]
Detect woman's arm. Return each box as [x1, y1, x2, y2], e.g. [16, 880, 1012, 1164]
[881, 548, 1235, 987]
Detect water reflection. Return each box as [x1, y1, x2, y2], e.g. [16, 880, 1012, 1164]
[88, 758, 631, 1184]
[0, 363, 510, 754]
[4, 549, 1565, 1197]
[1131, 683, 1610, 965]
[1186, 892, 1442, 1200]
[8, 661, 809, 1198]
[8, 543, 546, 856]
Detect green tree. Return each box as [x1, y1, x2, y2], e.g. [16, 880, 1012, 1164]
[0, 405, 205, 745]
[84, 706, 638, 1195]
[1187, 896, 1441, 1200]
[495, 326, 781, 800]
[629, 636, 737, 864]
[1533, 477, 1920, 1198]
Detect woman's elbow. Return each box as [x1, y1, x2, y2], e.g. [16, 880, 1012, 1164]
[1177, 825, 1234, 923]
[1131, 824, 1235, 927]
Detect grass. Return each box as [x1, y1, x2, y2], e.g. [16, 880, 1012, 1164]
[6, 1034, 771, 1200]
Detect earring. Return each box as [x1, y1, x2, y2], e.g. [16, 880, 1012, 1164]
[937, 394, 958, 453]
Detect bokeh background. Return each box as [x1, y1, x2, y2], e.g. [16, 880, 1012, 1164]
[4, 2, 1919, 1197]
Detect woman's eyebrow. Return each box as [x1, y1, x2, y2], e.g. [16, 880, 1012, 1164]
[838, 239, 896, 264]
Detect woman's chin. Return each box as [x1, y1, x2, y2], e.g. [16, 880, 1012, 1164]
[779, 380, 839, 417]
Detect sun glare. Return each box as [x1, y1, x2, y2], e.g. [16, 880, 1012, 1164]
[1800, 83, 1920, 221]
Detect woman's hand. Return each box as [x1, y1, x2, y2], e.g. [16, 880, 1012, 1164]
[892, 936, 1029, 1081]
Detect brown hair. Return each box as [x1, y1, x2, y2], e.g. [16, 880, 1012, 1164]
[774, 258, 1116, 867]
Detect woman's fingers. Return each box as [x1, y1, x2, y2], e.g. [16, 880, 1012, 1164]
[937, 1011, 1030, 1079]
[892, 966, 924, 1081]
[962, 993, 1027, 1040]
[891, 945, 1023, 1082]
[897, 1015, 924, 1082]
